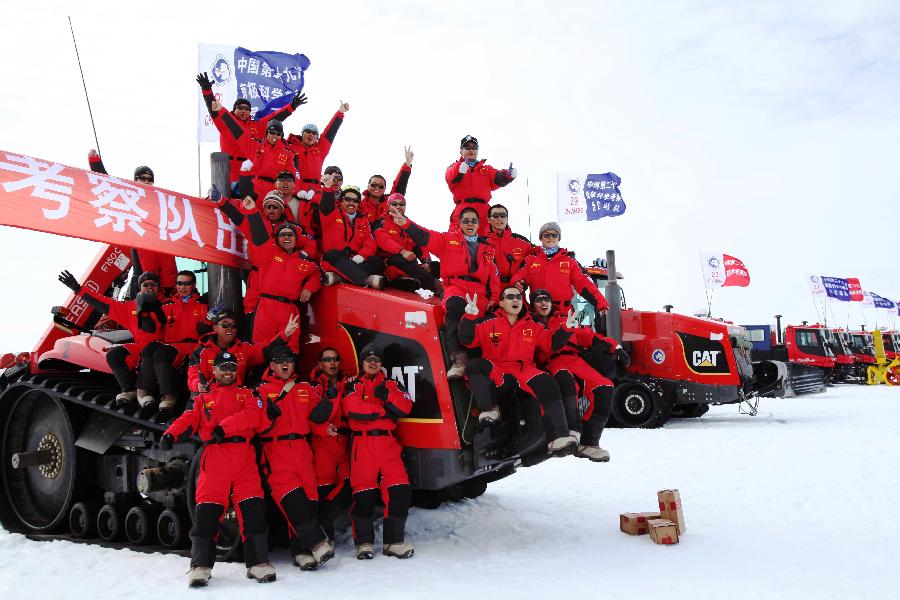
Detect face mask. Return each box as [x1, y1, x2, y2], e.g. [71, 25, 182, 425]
[543, 246, 560, 256]
[466, 159, 477, 168]
[464, 234, 479, 243]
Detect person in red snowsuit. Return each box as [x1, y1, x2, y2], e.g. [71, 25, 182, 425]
[485, 204, 533, 284]
[58, 269, 167, 407]
[197, 71, 306, 186]
[253, 346, 335, 570]
[136, 270, 210, 418]
[458, 286, 579, 456]
[317, 175, 385, 288]
[159, 351, 275, 587]
[341, 343, 415, 560]
[390, 205, 500, 378]
[285, 101, 348, 201]
[245, 120, 298, 198]
[241, 194, 323, 352]
[532, 289, 625, 462]
[511, 221, 609, 313]
[358, 147, 413, 220]
[187, 310, 296, 394]
[445, 135, 516, 235]
[371, 193, 439, 293]
[309, 347, 352, 545]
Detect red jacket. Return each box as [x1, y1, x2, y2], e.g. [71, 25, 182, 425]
[165, 383, 261, 442]
[248, 138, 297, 196]
[511, 248, 609, 310]
[459, 310, 568, 366]
[533, 312, 617, 366]
[371, 217, 421, 257]
[245, 210, 323, 300]
[81, 289, 165, 347]
[444, 158, 513, 203]
[187, 333, 287, 392]
[254, 373, 332, 437]
[341, 372, 413, 433]
[162, 291, 208, 344]
[402, 220, 500, 302]
[134, 250, 179, 290]
[310, 368, 349, 435]
[318, 188, 378, 257]
[358, 163, 412, 220]
[486, 227, 533, 283]
[285, 111, 344, 191]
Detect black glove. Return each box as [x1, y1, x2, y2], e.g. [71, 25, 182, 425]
[212, 425, 225, 441]
[373, 384, 389, 402]
[58, 270, 81, 293]
[325, 383, 339, 400]
[615, 346, 631, 368]
[159, 433, 174, 450]
[196, 72, 213, 91]
[290, 91, 308, 109]
[266, 403, 282, 420]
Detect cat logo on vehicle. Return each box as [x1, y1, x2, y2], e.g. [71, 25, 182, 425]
[652, 349, 666, 364]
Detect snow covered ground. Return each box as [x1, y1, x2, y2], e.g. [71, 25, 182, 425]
[2, 385, 898, 599]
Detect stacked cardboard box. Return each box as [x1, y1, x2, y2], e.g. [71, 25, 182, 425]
[619, 489, 685, 545]
[657, 489, 686, 535]
[619, 512, 661, 535]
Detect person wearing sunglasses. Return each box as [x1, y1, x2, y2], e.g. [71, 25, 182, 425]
[445, 134, 517, 235]
[317, 173, 386, 289]
[187, 311, 298, 395]
[511, 221, 609, 314]
[358, 146, 414, 220]
[197, 71, 306, 187]
[372, 193, 440, 294]
[161, 350, 277, 587]
[341, 344, 415, 560]
[531, 289, 624, 463]
[485, 203, 533, 283]
[242, 120, 299, 199]
[309, 348, 352, 549]
[286, 100, 349, 204]
[458, 286, 580, 456]
[389, 205, 500, 378]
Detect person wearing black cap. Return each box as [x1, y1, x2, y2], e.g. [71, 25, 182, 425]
[445, 135, 517, 235]
[531, 289, 624, 462]
[161, 350, 276, 587]
[197, 71, 306, 186]
[243, 120, 299, 198]
[341, 343, 415, 560]
[58, 269, 167, 408]
[286, 100, 349, 203]
[254, 346, 336, 570]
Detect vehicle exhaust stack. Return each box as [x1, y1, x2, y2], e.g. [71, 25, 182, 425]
[774, 314, 783, 344]
[604, 250, 622, 343]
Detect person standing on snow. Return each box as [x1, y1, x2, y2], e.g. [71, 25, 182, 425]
[445, 135, 516, 235]
[160, 351, 276, 587]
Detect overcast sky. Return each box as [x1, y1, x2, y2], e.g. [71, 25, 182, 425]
[1, 0, 899, 352]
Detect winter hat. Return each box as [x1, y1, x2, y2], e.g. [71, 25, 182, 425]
[539, 222, 561, 241]
[262, 190, 286, 208]
[302, 123, 319, 135]
[460, 135, 478, 148]
[341, 185, 361, 201]
[531, 289, 553, 304]
[269, 346, 297, 363]
[387, 192, 406, 205]
[213, 351, 239, 368]
[266, 120, 284, 136]
[233, 98, 252, 111]
[212, 309, 238, 324]
[275, 170, 295, 182]
[138, 271, 160, 285]
[358, 343, 382, 365]
[274, 222, 296, 236]
[133, 165, 154, 181]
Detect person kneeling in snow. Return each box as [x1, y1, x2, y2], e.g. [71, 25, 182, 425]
[160, 351, 276, 587]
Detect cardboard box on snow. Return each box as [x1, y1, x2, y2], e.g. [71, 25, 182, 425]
[657, 489, 686, 534]
[619, 512, 661, 535]
[648, 519, 679, 545]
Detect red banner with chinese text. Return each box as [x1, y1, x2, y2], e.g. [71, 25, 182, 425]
[0, 150, 248, 268]
[846, 277, 864, 302]
[721, 254, 751, 287]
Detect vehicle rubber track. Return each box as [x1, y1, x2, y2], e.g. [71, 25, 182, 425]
[785, 365, 827, 396]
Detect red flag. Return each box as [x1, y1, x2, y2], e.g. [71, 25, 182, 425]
[846, 278, 864, 302]
[721, 254, 750, 287]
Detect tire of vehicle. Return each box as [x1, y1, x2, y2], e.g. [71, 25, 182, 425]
[611, 385, 665, 428]
[157, 508, 186, 549]
[68, 501, 93, 538]
[97, 503, 122, 542]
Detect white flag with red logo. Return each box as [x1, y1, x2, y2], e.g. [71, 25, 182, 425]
[700, 252, 751, 289]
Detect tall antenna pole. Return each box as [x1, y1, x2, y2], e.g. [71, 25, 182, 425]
[68, 17, 101, 155]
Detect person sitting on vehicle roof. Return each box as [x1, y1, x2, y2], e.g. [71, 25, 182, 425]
[458, 286, 580, 456]
[371, 193, 440, 294]
[485, 204, 533, 284]
[445, 135, 516, 235]
[358, 147, 414, 220]
[317, 173, 386, 289]
[254, 346, 336, 571]
[511, 221, 609, 314]
[389, 204, 500, 378]
[135, 270, 211, 420]
[285, 101, 349, 202]
[341, 343, 415, 560]
[243, 121, 298, 199]
[58, 270, 167, 408]
[160, 350, 276, 588]
[197, 71, 306, 187]
[531, 289, 627, 462]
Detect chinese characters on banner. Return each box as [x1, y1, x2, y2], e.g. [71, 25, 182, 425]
[700, 252, 751, 288]
[846, 277, 864, 302]
[197, 44, 310, 143]
[556, 172, 626, 223]
[0, 151, 249, 268]
[819, 276, 851, 301]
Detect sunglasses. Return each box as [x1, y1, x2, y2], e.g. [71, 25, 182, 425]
[320, 356, 341, 363]
[271, 358, 295, 365]
[263, 202, 283, 209]
[216, 364, 238, 372]
[460, 218, 479, 225]
[534, 297, 552, 303]
[489, 212, 508, 219]
[368, 182, 385, 189]
[541, 232, 560, 239]
[390, 201, 406, 207]
[342, 196, 360, 203]
[268, 131, 284, 137]
[175, 280, 193, 286]
[278, 232, 296, 238]
[332, 175, 344, 181]
[363, 356, 382, 363]
[217, 322, 238, 329]
[140, 282, 159, 288]
[503, 293, 523, 300]
[136, 175, 154, 183]
[462, 144, 478, 151]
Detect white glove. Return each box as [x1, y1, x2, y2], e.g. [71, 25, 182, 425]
[464, 293, 479, 315]
[240, 159, 253, 172]
[565, 309, 579, 329]
[351, 254, 365, 264]
[509, 167, 518, 179]
[459, 162, 469, 174]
